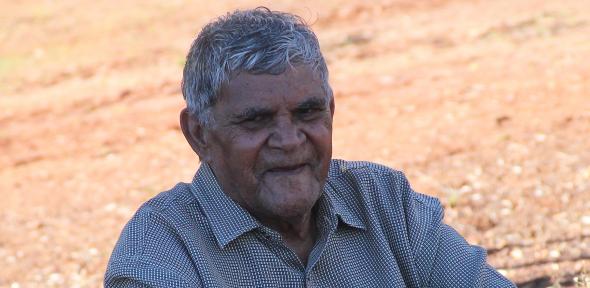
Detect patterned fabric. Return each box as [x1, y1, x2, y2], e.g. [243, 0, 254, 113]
[105, 160, 515, 287]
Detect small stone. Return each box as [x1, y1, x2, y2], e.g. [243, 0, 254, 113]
[459, 185, 472, 193]
[561, 194, 570, 204]
[501, 199, 513, 208]
[510, 249, 523, 259]
[33, 48, 45, 59]
[500, 208, 512, 216]
[511, 165, 522, 175]
[474, 167, 483, 176]
[105, 153, 118, 161]
[378, 75, 393, 85]
[47, 273, 64, 285]
[135, 127, 146, 136]
[549, 250, 560, 258]
[582, 215, 590, 225]
[103, 203, 117, 212]
[534, 133, 546, 142]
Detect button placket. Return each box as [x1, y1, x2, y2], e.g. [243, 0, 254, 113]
[305, 273, 312, 288]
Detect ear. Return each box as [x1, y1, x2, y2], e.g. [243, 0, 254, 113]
[329, 96, 335, 117]
[180, 108, 211, 162]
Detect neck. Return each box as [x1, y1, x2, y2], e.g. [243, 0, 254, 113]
[259, 209, 318, 265]
[264, 210, 314, 238]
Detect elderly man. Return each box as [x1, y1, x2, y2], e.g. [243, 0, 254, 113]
[105, 7, 515, 287]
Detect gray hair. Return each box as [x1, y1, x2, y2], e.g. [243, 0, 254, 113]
[181, 7, 332, 127]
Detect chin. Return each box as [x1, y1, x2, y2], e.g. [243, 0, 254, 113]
[272, 191, 322, 218]
[271, 205, 314, 220]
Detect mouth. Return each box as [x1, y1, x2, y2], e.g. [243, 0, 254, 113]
[266, 163, 307, 175]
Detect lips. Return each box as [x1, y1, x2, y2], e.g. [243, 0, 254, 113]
[266, 163, 307, 174]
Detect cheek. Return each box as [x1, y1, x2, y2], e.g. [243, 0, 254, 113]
[220, 133, 268, 171]
[308, 123, 333, 153]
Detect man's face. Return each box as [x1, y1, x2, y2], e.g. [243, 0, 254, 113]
[203, 65, 334, 222]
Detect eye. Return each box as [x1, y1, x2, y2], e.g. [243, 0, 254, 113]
[243, 114, 265, 123]
[297, 107, 325, 121]
[238, 113, 272, 129]
[299, 108, 315, 114]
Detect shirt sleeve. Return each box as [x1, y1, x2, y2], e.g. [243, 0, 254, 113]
[104, 206, 200, 288]
[105, 259, 195, 288]
[424, 222, 515, 287]
[407, 187, 516, 287]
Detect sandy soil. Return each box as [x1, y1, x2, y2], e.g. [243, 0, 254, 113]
[1, 0, 589, 287]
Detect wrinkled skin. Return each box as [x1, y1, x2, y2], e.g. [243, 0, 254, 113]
[181, 65, 334, 238]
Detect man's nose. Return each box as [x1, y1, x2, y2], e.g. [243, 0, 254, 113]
[267, 117, 305, 151]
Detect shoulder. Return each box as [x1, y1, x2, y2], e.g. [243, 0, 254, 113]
[327, 159, 445, 254]
[142, 182, 195, 213]
[108, 182, 199, 258]
[105, 182, 201, 286]
[326, 160, 514, 287]
[328, 159, 397, 177]
[327, 159, 442, 214]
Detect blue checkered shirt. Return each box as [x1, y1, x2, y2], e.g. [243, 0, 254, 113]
[105, 160, 515, 287]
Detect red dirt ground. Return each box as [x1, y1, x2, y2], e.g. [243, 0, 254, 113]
[1, 0, 589, 287]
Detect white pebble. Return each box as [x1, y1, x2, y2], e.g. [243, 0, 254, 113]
[47, 273, 64, 285]
[103, 203, 117, 212]
[510, 249, 523, 259]
[511, 165, 522, 175]
[534, 133, 546, 142]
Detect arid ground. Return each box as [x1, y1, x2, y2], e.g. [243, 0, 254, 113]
[1, 0, 589, 287]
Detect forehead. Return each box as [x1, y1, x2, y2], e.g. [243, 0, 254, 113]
[217, 66, 326, 109]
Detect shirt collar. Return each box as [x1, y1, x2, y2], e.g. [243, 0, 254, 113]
[324, 177, 366, 230]
[190, 163, 260, 249]
[190, 161, 366, 249]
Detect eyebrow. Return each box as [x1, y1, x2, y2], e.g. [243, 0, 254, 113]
[231, 107, 274, 121]
[230, 96, 328, 121]
[294, 97, 327, 111]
